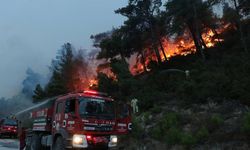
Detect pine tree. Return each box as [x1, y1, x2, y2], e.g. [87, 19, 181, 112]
[32, 84, 46, 102]
[115, 0, 164, 64]
[45, 43, 75, 97]
[44, 43, 91, 98]
[164, 0, 216, 60]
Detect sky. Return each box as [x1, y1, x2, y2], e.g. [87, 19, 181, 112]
[0, 0, 127, 98]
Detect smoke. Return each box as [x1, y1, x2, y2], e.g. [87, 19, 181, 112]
[0, 94, 33, 117]
[45, 43, 98, 92]
[0, 68, 47, 117]
[0, 43, 99, 118]
[0, 67, 48, 117]
[22, 68, 48, 97]
[72, 48, 96, 90]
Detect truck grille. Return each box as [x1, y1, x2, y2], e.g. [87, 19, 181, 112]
[84, 124, 112, 132]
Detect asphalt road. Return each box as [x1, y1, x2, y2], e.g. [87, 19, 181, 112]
[0, 138, 19, 150]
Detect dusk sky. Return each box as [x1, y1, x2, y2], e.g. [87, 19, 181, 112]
[0, 0, 127, 98]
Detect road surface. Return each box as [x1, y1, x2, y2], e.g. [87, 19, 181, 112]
[0, 138, 19, 150]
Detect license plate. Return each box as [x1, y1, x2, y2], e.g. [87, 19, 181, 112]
[93, 137, 108, 143]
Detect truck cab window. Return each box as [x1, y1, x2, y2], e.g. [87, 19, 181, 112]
[56, 102, 63, 113]
[65, 99, 76, 114]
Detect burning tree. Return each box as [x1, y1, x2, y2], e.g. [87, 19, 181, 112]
[115, 0, 167, 64]
[164, 0, 218, 60]
[33, 43, 93, 100]
[94, 0, 228, 75]
[93, 0, 249, 78]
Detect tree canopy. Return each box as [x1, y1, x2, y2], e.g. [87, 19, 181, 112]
[33, 43, 91, 99]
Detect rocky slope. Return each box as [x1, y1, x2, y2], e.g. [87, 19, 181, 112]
[117, 100, 250, 150]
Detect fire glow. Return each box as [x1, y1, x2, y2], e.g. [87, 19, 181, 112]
[130, 26, 227, 75]
[86, 24, 230, 86]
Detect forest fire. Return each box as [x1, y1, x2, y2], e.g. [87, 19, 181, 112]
[130, 26, 227, 75]
[95, 23, 230, 77]
[89, 79, 98, 87]
[71, 77, 98, 92]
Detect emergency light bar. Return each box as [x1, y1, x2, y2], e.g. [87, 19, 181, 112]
[83, 90, 108, 97]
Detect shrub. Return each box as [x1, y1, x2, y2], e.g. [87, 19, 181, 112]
[151, 112, 199, 146]
[161, 113, 179, 129]
[151, 112, 180, 140]
[177, 80, 197, 102]
[151, 125, 162, 140]
[142, 112, 151, 125]
[164, 128, 197, 146]
[180, 132, 197, 146]
[210, 114, 224, 127]
[164, 127, 182, 145]
[150, 105, 162, 114]
[134, 87, 165, 111]
[242, 112, 250, 132]
[131, 117, 144, 138]
[207, 114, 224, 131]
[196, 126, 209, 141]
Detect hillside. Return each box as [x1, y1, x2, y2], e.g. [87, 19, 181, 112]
[112, 38, 250, 149]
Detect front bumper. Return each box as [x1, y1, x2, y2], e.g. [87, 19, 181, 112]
[66, 134, 118, 149]
[0, 130, 17, 136]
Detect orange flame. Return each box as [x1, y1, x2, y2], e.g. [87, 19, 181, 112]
[89, 79, 98, 88]
[130, 25, 228, 75]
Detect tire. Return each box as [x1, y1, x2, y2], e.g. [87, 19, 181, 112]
[30, 134, 42, 150]
[53, 136, 65, 150]
[25, 136, 32, 150]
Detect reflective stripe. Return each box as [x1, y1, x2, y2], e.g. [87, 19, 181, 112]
[33, 126, 46, 131]
[33, 122, 47, 126]
[117, 123, 126, 127]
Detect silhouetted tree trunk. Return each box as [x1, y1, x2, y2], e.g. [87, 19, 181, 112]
[188, 23, 206, 60]
[150, 28, 162, 63]
[158, 38, 168, 61]
[152, 42, 162, 63]
[233, 0, 248, 53]
[139, 50, 147, 72]
[212, 28, 222, 46]
[199, 33, 208, 49]
[192, 3, 206, 61]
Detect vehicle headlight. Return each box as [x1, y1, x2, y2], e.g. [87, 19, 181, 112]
[72, 134, 88, 148]
[108, 135, 118, 147]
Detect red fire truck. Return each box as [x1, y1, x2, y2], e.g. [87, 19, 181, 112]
[15, 91, 132, 150]
[0, 118, 18, 138]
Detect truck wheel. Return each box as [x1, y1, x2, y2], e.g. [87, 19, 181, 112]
[53, 136, 65, 150]
[30, 134, 42, 150]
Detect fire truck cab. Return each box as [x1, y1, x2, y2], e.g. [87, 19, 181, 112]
[16, 91, 132, 150]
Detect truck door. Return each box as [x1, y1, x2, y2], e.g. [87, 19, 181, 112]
[115, 103, 132, 134]
[52, 101, 65, 133]
[64, 98, 78, 130]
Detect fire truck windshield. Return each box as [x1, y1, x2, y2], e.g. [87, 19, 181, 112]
[3, 119, 17, 126]
[79, 97, 115, 120]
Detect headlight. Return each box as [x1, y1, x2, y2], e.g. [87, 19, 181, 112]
[72, 134, 88, 148]
[108, 135, 118, 147]
[73, 136, 82, 144]
[111, 136, 118, 143]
